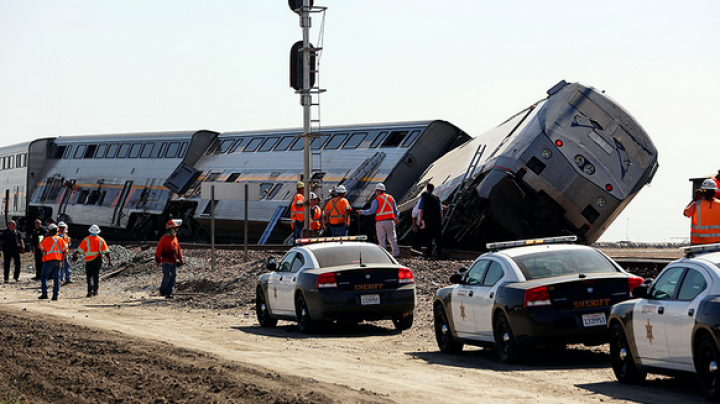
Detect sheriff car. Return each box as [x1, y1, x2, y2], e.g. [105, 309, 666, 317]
[608, 243, 720, 401]
[255, 236, 416, 333]
[433, 236, 643, 363]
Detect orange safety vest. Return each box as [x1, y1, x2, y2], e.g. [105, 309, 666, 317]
[309, 205, 323, 231]
[375, 193, 396, 221]
[41, 235, 68, 262]
[291, 193, 305, 222]
[78, 235, 109, 262]
[324, 197, 351, 225]
[688, 199, 720, 244]
[60, 232, 70, 244]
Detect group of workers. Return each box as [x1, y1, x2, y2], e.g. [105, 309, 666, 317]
[684, 172, 720, 245]
[291, 181, 443, 259]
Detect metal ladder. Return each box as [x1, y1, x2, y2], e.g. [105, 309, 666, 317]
[442, 144, 486, 235]
[258, 205, 286, 245]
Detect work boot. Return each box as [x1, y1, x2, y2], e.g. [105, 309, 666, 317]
[38, 295, 48, 300]
[51, 296, 58, 301]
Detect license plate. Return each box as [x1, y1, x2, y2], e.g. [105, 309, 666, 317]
[360, 294, 380, 305]
[582, 313, 606, 327]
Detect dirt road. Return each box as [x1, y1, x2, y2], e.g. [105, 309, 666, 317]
[0, 249, 705, 403]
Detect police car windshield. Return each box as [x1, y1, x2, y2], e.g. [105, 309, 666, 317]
[313, 244, 394, 268]
[511, 249, 618, 280]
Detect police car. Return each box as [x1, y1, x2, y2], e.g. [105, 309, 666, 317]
[433, 236, 643, 363]
[255, 236, 416, 333]
[608, 243, 720, 401]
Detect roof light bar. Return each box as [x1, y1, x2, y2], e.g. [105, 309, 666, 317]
[296, 235, 368, 245]
[486, 235, 578, 251]
[680, 243, 720, 257]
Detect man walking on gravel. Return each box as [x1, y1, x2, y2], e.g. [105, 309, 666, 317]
[29, 219, 46, 280]
[39, 224, 68, 300]
[72, 224, 113, 297]
[156, 219, 184, 299]
[1, 220, 25, 283]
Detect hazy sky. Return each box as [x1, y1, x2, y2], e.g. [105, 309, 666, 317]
[1, 1, 718, 242]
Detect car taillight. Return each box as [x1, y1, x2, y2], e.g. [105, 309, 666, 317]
[398, 267, 415, 284]
[524, 286, 551, 307]
[628, 276, 644, 295]
[317, 273, 337, 288]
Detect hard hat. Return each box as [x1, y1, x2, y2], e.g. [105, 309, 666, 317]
[166, 219, 182, 229]
[310, 192, 318, 199]
[89, 224, 101, 234]
[58, 221, 68, 228]
[374, 183, 386, 192]
[336, 185, 347, 194]
[702, 179, 718, 191]
[48, 224, 58, 231]
[296, 181, 304, 189]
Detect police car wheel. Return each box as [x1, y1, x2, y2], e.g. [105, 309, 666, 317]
[494, 312, 521, 364]
[609, 323, 646, 384]
[695, 334, 720, 400]
[392, 313, 413, 331]
[296, 294, 315, 334]
[434, 305, 463, 354]
[255, 288, 277, 328]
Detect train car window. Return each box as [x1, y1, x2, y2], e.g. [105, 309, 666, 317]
[401, 130, 421, 147]
[141, 143, 154, 158]
[7, 156, 13, 169]
[74, 145, 86, 159]
[216, 139, 236, 154]
[259, 137, 280, 152]
[312, 134, 329, 149]
[117, 143, 131, 158]
[87, 190, 100, 205]
[96, 144, 108, 158]
[370, 131, 388, 148]
[15, 155, 22, 168]
[290, 137, 304, 151]
[244, 137, 263, 152]
[260, 183, 281, 200]
[97, 190, 107, 206]
[225, 173, 241, 183]
[106, 144, 119, 158]
[157, 142, 168, 158]
[129, 143, 142, 158]
[381, 131, 408, 147]
[230, 138, 245, 153]
[275, 136, 294, 151]
[179, 142, 188, 158]
[166, 142, 180, 158]
[2, 157, 6, 169]
[325, 133, 348, 149]
[75, 189, 89, 205]
[343, 132, 366, 149]
[84, 145, 97, 158]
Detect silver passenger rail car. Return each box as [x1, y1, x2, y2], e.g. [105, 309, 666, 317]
[398, 81, 659, 250]
[0, 141, 31, 230]
[166, 120, 470, 242]
[28, 130, 218, 239]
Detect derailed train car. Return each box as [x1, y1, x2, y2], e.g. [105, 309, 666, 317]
[398, 81, 659, 250]
[0, 141, 30, 230]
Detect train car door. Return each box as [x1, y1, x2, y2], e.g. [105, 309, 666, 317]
[113, 180, 133, 226]
[58, 179, 75, 219]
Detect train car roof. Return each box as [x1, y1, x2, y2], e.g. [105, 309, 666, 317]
[220, 120, 447, 137]
[51, 129, 214, 144]
[0, 140, 31, 151]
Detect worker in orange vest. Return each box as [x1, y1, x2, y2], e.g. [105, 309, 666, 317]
[359, 183, 400, 257]
[57, 221, 72, 285]
[156, 219, 184, 299]
[72, 224, 113, 298]
[323, 185, 352, 237]
[39, 224, 68, 300]
[290, 181, 305, 242]
[309, 192, 324, 235]
[684, 178, 720, 245]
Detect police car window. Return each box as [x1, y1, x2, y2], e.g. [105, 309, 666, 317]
[677, 269, 707, 301]
[482, 261, 504, 286]
[513, 249, 618, 280]
[465, 260, 490, 286]
[313, 244, 393, 268]
[278, 252, 296, 272]
[290, 254, 305, 273]
[650, 267, 685, 300]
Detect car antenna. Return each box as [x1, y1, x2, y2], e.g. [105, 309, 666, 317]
[359, 248, 366, 267]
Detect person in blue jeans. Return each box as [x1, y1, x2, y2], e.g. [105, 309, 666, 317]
[58, 222, 73, 285]
[156, 220, 184, 299]
[39, 224, 68, 301]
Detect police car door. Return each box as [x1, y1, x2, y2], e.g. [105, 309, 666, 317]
[268, 252, 298, 315]
[663, 265, 710, 372]
[451, 260, 489, 339]
[632, 266, 684, 368]
[472, 260, 505, 340]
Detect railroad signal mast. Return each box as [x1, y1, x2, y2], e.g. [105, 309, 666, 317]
[289, 0, 327, 233]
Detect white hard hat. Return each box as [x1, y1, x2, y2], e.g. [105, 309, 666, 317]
[166, 219, 182, 229]
[89, 224, 101, 234]
[336, 185, 347, 194]
[48, 224, 58, 232]
[58, 221, 68, 228]
[374, 183, 386, 192]
[702, 179, 718, 191]
[310, 192, 318, 199]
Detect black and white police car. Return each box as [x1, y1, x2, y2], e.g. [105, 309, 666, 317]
[255, 236, 416, 333]
[433, 236, 643, 363]
[608, 243, 720, 401]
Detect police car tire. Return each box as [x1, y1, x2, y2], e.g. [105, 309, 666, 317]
[296, 294, 315, 334]
[434, 305, 464, 354]
[609, 323, 646, 384]
[392, 313, 413, 331]
[255, 288, 277, 328]
[695, 333, 720, 400]
[494, 312, 521, 364]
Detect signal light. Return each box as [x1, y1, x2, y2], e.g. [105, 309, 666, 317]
[398, 267, 415, 284]
[524, 286, 551, 307]
[317, 273, 337, 288]
[555, 139, 564, 147]
[628, 276, 644, 295]
[290, 40, 317, 91]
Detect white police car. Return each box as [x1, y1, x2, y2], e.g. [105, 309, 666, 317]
[608, 243, 720, 401]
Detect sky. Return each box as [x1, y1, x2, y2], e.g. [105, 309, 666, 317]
[1, 1, 718, 242]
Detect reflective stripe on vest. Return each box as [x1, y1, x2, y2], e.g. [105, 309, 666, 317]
[325, 197, 349, 225]
[291, 193, 305, 221]
[79, 236, 108, 262]
[310, 206, 322, 230]
[691, 200, 720, 244]
[375, 194, 396, 221]
[42, 236, 66, 262]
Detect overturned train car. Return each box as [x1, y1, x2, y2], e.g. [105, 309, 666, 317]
[398, 81, 659, 250]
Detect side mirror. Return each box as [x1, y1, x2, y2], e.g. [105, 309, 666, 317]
[457, 266, 469, 274]
[631, 285, 649, 299]
[266, 256, 277, 271]
[449, 273, 463, 284]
